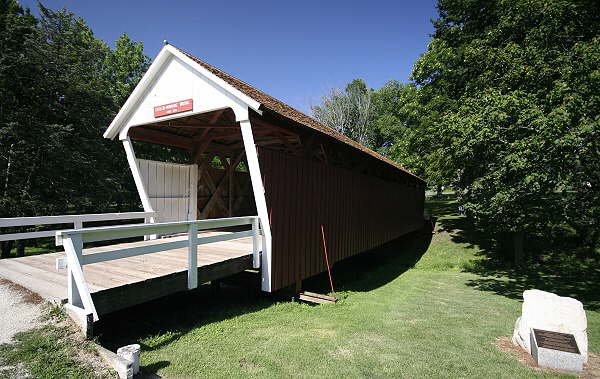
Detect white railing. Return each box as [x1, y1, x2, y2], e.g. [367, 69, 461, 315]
[0, 212, 155, 242]
[55, 216, 262, 322]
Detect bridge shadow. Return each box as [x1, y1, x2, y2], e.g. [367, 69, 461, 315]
[429, 197, 600, 311]
[302, 228, 432, 295]
[96, 228, 432, 376]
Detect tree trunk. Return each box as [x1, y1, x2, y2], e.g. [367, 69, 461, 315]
[0, 241, 13, 259]
[514, 231, 524, 265]
[16, 240, 26, 257]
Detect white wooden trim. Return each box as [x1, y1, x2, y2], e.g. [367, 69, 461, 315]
[122, 138, 154, 214]
[187, 223, 198, 289]
[0, 212, 153, 228]
[251, 217, 260, 269]
[63, 235, 98, 321]
[0, 230, 56, 242]
[69, 230, 254, 266]
[240, 120, 272, 292]
[104, 47, 172, 140]
[68, 234, 83, 308]
[57, 216, 261, 320]
[56, 216, 256, 245]
[81, 240, 188, 265]
[0, 212, 154, 242]
[189, 163, 198, 220]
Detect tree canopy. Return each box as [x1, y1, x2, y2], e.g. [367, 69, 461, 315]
[312, 0, 599, 261]
[411, 0, 599, 258]
[0, 1, 152, 256]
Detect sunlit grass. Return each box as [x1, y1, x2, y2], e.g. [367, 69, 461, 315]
[94, 198, 597, 378]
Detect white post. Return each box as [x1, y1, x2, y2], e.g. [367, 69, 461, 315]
[63, 234, 98, 321]
[187, 223, 198, 289]
[240, 120, 272, 291]
[188, 164, 198, 220]
[67, 234, 83, 308]
[251, 217, 260, 268]
[122, 137, 154, 215]
[123, 137, 155, 240]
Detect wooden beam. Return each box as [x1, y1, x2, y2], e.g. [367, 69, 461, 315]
[192, 130, 214, 163]
[209, 109, 225, 124]
[198, 156, 227, 217]
[129, 128, 193, 151]
[250, 117, 298, 137]
[201, 152, 245, 217]
[275, 131, 301, 155]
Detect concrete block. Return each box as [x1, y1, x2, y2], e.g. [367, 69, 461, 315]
[117, 344, 141, 377]
[530, 329, 583, 372]
[95, 345, 133, 379]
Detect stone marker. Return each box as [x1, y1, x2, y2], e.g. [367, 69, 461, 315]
[117, 344, 141, 378]
[512, 289, 588, 364]
[530, 328, 584, 372]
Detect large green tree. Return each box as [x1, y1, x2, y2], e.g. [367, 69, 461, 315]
[0, 2, 150, 257]
[413, 0, 600, 261]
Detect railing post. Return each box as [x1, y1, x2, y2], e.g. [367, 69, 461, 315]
[74, 220, 83, 230]
[67, 234, 83, 308]
[144, 216, 151, 241]
[251, 217, 260, 268]
[187, 223, 198, 289]
[62, 234, 98, 321]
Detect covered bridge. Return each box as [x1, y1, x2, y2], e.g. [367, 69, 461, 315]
[104, 42, 426, 293]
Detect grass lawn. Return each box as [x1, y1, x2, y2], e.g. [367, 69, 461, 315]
[95, 198, 598, 378]
[0, 306, 114, 379]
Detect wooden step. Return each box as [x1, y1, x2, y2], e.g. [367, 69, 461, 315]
[298, 291, 337, 304]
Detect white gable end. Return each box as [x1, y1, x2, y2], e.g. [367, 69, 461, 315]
[120, 55, 249, 139]
[104, 45, 261, 140]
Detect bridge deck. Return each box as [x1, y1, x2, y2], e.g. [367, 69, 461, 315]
[0, 231, 253, 315]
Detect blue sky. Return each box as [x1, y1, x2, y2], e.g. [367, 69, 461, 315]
[21, 1, 438, 114]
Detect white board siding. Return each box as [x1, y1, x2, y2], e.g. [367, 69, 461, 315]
[136, 159, 197, 224]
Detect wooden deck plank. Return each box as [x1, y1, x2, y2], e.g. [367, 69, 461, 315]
[0, 233, 254, 310]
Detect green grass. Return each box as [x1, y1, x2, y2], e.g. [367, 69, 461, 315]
[0, 307, 114, 379]
[94, 198, 598, 378]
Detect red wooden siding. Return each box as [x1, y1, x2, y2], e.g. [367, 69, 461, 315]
[259, 148, 425, 291]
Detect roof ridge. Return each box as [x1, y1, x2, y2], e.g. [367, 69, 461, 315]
[171, 44, 423, 182]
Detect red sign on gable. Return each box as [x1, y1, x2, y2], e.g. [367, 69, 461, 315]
[154, 99, 193, 118]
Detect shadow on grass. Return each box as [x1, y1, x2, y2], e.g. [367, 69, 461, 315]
[95, 229, 431, 376]
[303, 229, 432, 294]
[427, 196, 600, 311]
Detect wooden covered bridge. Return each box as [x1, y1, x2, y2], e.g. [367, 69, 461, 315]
[0, 42, 425, 332]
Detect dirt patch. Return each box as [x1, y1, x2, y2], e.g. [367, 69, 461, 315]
[53, 317, 116, 378]
[495, 336, 600, 378]
[0, 278, 44, 305]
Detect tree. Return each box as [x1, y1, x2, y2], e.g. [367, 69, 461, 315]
[312, 79, 374, 146]
[0, 3, 151, 257]
[412, 0, 600, 262]
[369, 81, 449, 192]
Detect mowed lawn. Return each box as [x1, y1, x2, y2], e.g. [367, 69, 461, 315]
[98, 199, 599, 378]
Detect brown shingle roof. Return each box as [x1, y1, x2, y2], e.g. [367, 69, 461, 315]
[175, 46, 423, 182]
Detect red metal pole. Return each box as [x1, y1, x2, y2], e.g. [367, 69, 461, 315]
[320, 224, 336, 296]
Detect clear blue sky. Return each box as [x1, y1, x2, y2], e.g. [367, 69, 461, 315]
[21, 0, 438, 114]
